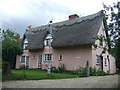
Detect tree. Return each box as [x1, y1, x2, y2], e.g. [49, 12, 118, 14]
[2, 29, 23, 69]
[103, 1, 120, 72]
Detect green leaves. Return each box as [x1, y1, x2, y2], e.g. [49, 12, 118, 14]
[103, 1, 120, 42]
[2, 29, 18, 41]
[103, 1, 120, 72]
[93, 44, 98, 49]
[2, 29, 23, 68]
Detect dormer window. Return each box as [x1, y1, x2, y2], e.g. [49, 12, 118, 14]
[44, 34, 53, 46]
[23, 38, 28, 49]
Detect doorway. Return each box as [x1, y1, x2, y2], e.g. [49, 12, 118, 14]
[26, 56, 30, 68]
[38, 55, 42, 69]
[100, 56, 103, 71]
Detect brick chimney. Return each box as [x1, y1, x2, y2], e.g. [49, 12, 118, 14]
[26, 25, 32, 31]
[69, 14, 79, 20]
[16, 33, 20, 41]
[28, 25, 32, 29]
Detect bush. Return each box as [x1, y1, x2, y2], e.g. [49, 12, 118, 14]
[19, 64, 25, 69]
[51, 64, 66, 73]
[90, 67, 107, 76]
[51, 66, 58, 73]
[73, 66, 107, 76]
[2, 61, 11, 76]
[51, 65, 107, 76]
[90, 67, 97, 76]
[74, 66, 86, 75]
[57, 64, 66, 73]
[64, 70, 75, 74]
[0, 60, 2, 69]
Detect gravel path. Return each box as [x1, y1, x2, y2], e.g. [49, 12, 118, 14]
[2, 74, 118, 88]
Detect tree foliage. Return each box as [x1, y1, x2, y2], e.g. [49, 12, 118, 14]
[2, 29, 23, 68]
[103, 1, 120, 72]
[103, 1, 120, 46]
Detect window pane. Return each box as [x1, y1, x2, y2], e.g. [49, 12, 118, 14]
[59, 55, 63, 60]
[105, 58, 107, 66]
[26, 56, 29, 68]
[97, 55, 100, 64]
[21, 56, 25, 62]
[44, 54, 52, 61]
[44, 33, 53, 46]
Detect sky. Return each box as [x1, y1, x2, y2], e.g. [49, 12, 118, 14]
[0, 0, 117, 37]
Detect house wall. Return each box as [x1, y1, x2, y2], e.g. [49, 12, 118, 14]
[92, 22, 116, 74]
[16, 45, 92, 70]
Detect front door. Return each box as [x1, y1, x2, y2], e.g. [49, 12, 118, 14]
[26, 56, 30, 68]
[38, 55, 42, 69]
[100, 56, 103, 71]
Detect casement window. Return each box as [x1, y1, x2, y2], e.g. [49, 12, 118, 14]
[26, 56, 30, 68]
[23, 38, 28, 49]
[105, 58, 107, 66]
[44, 34, 53, 46]
[44, 39, 52, 46]
[20, 56, 25, 62]
[59, 55, 63, 61]
[44, 54, 53, 61]
[99, 41, 103, 46]
[33, 55, 36, 59]
[20, 56, 30, 68]
[96, 55, 100, 64]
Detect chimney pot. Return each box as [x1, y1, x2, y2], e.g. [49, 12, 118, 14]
[69, 14, 79, 20]
[26, 25, 32, 31]
[28, 25, 32, 29]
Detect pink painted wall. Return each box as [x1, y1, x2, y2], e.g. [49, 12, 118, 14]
[92, 22, 116, 74]
[16, 45, 92, 70]
[109, 55, 116, 74]
[50, 45, 92, 70]
[16, 22, 116, 74]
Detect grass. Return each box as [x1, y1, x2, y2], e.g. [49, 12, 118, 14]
[2, 69, 80, 81]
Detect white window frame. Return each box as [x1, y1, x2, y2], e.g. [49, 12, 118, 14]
[44, 54, 53, 61]
[26, 56, 30, 68]
[99, 40, 103, 46]
[38, 55, 43, 68]
[20, 56, 30, 68]
[20, 56, 25, 63]
[44, 34, 53, 46]
[59, 55, 63, 61]
[96, 55, 100, 64]
[23, 38, 28, 49]
[105, 58, 107, 66]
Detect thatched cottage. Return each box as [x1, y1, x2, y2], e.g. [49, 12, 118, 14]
[16, 11, 116, 74]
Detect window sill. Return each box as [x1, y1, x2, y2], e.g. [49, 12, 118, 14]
[20, 62, 25, 63]
[59, 60, 63, 61]
[43, 61, 53, 62]
[96, 63, 100, 66]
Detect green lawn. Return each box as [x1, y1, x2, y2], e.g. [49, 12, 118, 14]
[2, 69, 80, 81]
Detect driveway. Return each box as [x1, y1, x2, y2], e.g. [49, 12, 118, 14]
[2, 74, 118, 88]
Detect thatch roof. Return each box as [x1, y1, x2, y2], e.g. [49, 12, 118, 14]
[22, 10, 104, 50]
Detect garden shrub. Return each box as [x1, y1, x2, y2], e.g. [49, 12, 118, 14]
[90, 67, 107, 76]
[74, 66, 86, 75]
[51, 66, 58, 73]
[64, 70, 75, 74]
[51, 64, 66, 73]
[73, 66, 107, 76]
[19, 64, 25, 69]
[57, 64, 66, 73]
[2, 61, 11, 76]
[90, 67, 97, 76]
[51, 65, 107, 76]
